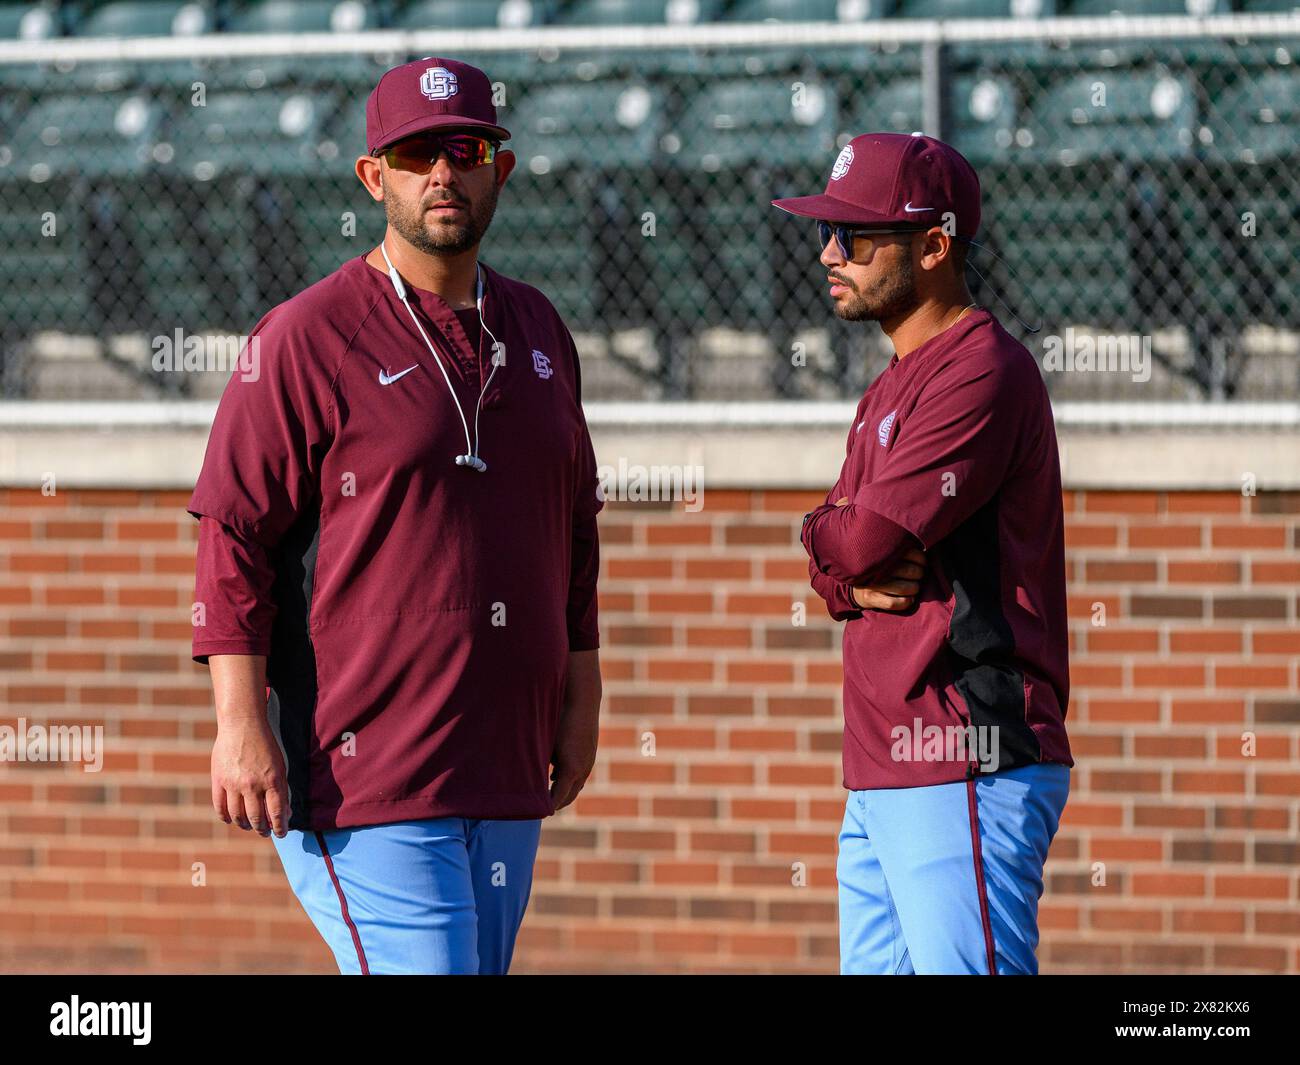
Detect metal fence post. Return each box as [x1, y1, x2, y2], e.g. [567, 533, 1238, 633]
[921, 36, 947, 141]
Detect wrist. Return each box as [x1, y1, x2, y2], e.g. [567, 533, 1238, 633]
[215, 703, 270, 727]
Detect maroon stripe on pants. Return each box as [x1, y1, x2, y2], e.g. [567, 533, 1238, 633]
[965, 779, 998, 976]
[315, 830, 370, 975]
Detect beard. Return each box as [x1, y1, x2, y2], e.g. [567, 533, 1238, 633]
[830, 247, 920, 323]
[381, 171, 500, 256]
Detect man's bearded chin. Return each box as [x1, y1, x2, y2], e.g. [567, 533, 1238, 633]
[382, 174, 500, 256]
[834, 252, 919, 323]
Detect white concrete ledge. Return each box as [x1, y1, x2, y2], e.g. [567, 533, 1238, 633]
[3, 400, 1298, 430]
[0, 402, 1297, 491]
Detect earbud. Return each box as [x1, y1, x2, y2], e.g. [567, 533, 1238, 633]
[380, 241, 499, 475]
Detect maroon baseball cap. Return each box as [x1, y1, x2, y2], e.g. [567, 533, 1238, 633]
[772, 132, 981, 238]
[366, 57, 510, 155]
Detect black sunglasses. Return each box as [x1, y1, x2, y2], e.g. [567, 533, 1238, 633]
[817, 221, 924, 261]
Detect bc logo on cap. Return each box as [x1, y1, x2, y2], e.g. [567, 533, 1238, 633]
[830, 143, 854, 181]
[420, 66, 459, 101]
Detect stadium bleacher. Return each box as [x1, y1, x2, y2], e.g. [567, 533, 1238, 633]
[0, 1, 1295, 399]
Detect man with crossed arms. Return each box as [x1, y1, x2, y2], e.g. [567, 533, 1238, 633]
[773, 133, 1074, 975]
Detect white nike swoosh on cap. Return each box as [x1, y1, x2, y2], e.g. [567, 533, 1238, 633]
[378, 366, 418, 385]
[903, 202, 933, 212]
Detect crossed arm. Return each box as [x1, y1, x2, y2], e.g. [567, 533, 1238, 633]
[803, 497, 927, 616]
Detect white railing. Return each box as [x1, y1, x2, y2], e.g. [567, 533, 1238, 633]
[1, 13, 1299, 64]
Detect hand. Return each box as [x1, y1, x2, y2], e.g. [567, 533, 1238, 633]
[211, 717, 289, 837]
[851, 546, 926, 612]
[549, 649, 601, 812]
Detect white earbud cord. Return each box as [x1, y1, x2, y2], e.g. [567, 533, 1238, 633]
[379, 241, 498, 472]
[474, 303, 502, 464]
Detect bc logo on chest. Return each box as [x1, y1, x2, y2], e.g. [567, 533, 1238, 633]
[877, 410, 897, 448]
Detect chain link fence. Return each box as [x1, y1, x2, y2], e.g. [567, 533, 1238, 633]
[0, 18, 1297, 401]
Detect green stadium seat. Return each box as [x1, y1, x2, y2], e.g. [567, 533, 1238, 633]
[1055, 0, 1235, 65]
[1208, 68, 1300, 164]
[58, 2, 216, 91]
[894, 0, 1054, 15]
[387, 3, 557, 84]
[509, 80, 664, 170]
[1193, 69, 1300, 329]
[0, 3, 60, 90]
[0, 2, 57, 39]
[486, 81, 671, 330]
[947, 39, 1097, 75]
[212, 2, 384, 88]
[845, 75, 1016, 163]
[668, 78, 838, 337]
[321, 86, 371, 159]
[485, 170, 600, 326]
[287, 169, 377, 289]
[224, 0, 372, 33]
[167, 88, 335, 177]
[724, 0, 874, 20]
[295, 91, 387, 284]
[0, 92, 163, 179]
[994, 69, 1200, 331]
[556, 0, 723, 24]
[1138, 160, 1297, 359]
[1064, 0, 1227, 13]
[536, 141, 709, 390]
[0, 181, 204, 347]
[844, 76, 923, 136]
[949, 75, 1018, 164]
[716, 0, 883, 76]
[75, 0, 211, 36]
[805, 39, 921, 80]
[123, 176, 211, 324]
[141, 145, 322, 332]
[392, 0, 496, 27]
[0, 183, 87, 338]
[0, 91, 222, 341]
[674, 77, 838, 169]
[1200, 166, 1298, 327]
[976, 161, 1137, 329]
[1022, 69, 1197, 163]
[392, 0, 553, 28]
[205, 54, 385, 92]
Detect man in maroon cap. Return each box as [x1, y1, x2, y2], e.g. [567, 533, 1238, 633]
[772, 133, 1073, 974]
[189, 58, 603, 974]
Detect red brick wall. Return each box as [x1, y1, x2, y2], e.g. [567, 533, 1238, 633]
[1, 486, 1297, 974]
